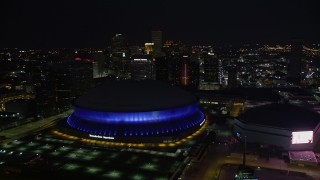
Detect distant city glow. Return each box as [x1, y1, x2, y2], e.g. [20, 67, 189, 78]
[292, 131, 313, 144]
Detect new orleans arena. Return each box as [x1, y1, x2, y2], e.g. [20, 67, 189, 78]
[65, 80, 205, 143]
[234, 103, 320, 151]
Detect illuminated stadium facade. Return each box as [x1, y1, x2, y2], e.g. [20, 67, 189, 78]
[66, 80, 205, 143]
[234, 104, 320, 151]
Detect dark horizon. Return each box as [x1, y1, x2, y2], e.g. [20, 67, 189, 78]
[1, 0, 320, 48]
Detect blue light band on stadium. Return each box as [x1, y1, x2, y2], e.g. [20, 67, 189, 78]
[72, 103, 199, 123]
[67, 103, 205, 137]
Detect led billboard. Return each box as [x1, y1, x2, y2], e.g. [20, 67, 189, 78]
[292, 131, 313, 144]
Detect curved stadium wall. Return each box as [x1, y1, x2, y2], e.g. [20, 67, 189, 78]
[67, 102, 205, 142]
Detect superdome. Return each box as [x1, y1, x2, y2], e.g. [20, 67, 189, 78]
[67, 80, 205, 142]
[74, 80, 198, 112]
[238, 103, 320, 131]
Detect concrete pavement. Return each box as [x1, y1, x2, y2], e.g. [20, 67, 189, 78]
[0, 110, 72, 144]
[182, 143, 320, 180]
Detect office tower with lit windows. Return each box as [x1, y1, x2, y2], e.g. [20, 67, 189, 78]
[92, 51, 106, 78]
[109, 34, 130, 79]
[200, 52, 221, 90]
[203, 52, 220, 84]
[53, 56, 94, 112]
[110, 34, 128, 54]
[175, 55, 199, 89]
[130, 55, 155, 81]
[144, 43, 154, 55]
[32, 65, 56, 117]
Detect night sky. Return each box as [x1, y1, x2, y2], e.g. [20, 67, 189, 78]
[1, 0, 319, 48]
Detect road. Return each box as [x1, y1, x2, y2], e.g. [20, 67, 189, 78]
[0, 110, 72, 144]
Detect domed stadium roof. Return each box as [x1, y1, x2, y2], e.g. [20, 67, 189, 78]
[238, 103, 320, 131]
[74, 80, 198, 112]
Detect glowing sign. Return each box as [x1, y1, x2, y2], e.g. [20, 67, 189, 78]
[89, 134, 114, 140]
[199, 119, 206, 126]
[292, 131, 313, 144]
[133, 58, 148, 61]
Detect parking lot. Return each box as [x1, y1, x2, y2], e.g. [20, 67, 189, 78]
[0, 130, 188, 180]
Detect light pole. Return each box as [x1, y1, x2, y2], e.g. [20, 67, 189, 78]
[243, 135, 247, 167]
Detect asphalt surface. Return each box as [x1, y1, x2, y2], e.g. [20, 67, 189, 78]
[182, 143, 320, 180]
[0, 110, 71, 144]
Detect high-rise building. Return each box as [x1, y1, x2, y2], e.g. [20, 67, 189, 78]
[144, 43, 154, 55]
[110, 34, 128, 54]
[174, 55, 199, 89]
[287, 38, 303, 85]
[92, 51, 106, 78]
[227, 66, 237, 88]
[130, 55, 155, 80]
[203, 52, 220, 84]
[152, 31, 163, 57]
[198, 51, 222, 90]
[53, 55, 94, 113]
[109, 34, 130, 80]
[53, 62, 74, 113]
[155, 56, 169, 82]
[32, 65, 56, 117]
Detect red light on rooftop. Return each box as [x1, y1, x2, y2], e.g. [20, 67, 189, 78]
[75, 57, 81, 61]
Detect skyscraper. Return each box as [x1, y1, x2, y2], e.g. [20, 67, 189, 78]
[203, 52, 220, 84]
[175, 55, 199, 89]
[130, 55, 155, 80]
[155, 56, 169, 82]
[227, 66, 237, 88]
[92, 51, 106, 78]
[152, 31, 163, 58]
[144, 43, 154, 55]
[110, 34, 128, 54]
[109, 34, 130, 79]
[198, 51, 221, 90]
